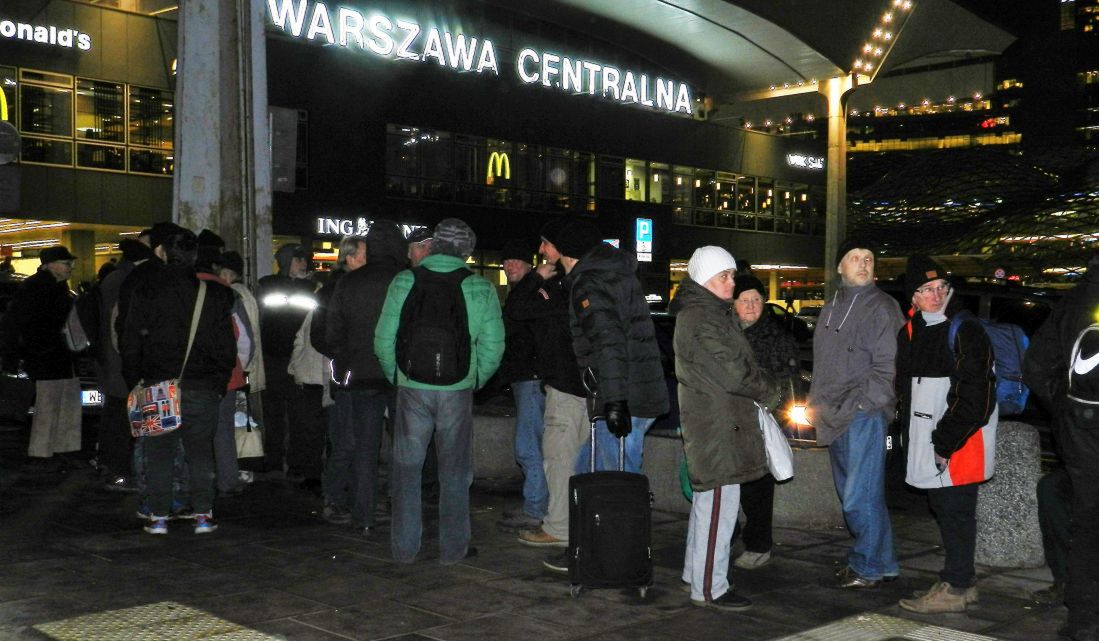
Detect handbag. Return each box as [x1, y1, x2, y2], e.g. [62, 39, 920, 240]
[127, 281, 206, 438]
[234, 389, 264, 459]
[757, 403, 794, 481]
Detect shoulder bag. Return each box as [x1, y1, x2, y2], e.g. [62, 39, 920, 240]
[127, 281, 206, 438]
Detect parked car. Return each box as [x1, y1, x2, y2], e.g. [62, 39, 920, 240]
[795, 306, 822, 335]
[764, 302, 812, 342]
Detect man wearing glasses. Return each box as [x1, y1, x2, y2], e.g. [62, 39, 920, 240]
[1, 246, 82, 469]
[807, 240, 904, 589]
[895, 255, 996, 613]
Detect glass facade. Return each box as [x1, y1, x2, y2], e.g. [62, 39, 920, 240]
[384, 123, 823, 236]
[1, 66, 174, 175]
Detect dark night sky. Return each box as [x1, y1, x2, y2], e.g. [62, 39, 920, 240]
[949, 0, 1060, 37]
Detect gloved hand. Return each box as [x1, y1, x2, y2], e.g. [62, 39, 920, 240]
[604, 400, 632, 438]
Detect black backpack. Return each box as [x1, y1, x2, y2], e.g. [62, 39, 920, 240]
[395, 266, 472, 385]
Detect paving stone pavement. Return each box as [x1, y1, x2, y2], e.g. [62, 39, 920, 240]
[0, 429, 1070, 641]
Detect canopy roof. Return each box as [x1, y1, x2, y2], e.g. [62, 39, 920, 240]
[526, 0, 1015, 102]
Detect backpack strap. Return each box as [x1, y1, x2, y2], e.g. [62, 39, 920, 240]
[946, 309, 974, 353]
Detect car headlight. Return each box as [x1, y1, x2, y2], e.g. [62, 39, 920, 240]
[788, 404, 810, 425]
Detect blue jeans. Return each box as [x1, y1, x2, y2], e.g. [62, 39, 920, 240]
[829, 410, 899, 580]
[575, 416, 655, 474]
[325, 388, 394, 527]
[391, 387, 473, 564]
[512, 380, 547, 518]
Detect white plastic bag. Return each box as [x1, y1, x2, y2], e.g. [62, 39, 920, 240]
[757, 404, 794, 481]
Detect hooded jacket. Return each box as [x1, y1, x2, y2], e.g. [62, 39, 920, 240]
[809, 282, 904, 445]
[327, 224, 408, 388]
[565, 244, 668, 418]
[374, 253, 504, 391]
[897, 296, 997, 488]
[671, 276, 780, 490]
[497, 268, 542, 384]
[0, 269, 77, 380]
[505, 269, 586, 397]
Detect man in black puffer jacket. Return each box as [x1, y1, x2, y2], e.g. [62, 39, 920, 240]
[121, 228, 236, 535]
[557, 220, 668, 474]
[323, 219, 407, 534]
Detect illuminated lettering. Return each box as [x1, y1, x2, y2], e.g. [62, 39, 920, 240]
[0, 17, 92, 51]
[305, 2, 334, 44]
[786, 153, 825, 170]
[365, 14, 394, 55]
[542, 52, 560, 87]
[582, 61, 601, 95]
[475, 40, 498, 74]
[562, 57, 582, 93]
[602, 66, 621, 99]
[621, 71, 638, 103]
[517, 48, 539, 83]
[394, 19, 420, 60]
[337, 7, 365, 48]
[656, 78, 674, 111]
[266, 0, 308, 37]
[444, 32, 478, 70]
[674, 84, 691, 114]
[421, 28, 445, 65]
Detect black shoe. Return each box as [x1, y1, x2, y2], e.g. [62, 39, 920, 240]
[542, 550, 569, 575]
[691, 590, 753, 611]
[835, 566, 880, 589]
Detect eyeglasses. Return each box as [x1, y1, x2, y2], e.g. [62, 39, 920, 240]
[914, 283, 950, 296]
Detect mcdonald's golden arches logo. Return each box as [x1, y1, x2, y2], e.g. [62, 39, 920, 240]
[0, 87, 8, 122]
[486, 151, 510, 185]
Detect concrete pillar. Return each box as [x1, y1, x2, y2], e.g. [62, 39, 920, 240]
[174, 0, 272, 285]
[61, 229, 96, 287]
[820, 75, 856, 297]
[768, 269, 779, 303]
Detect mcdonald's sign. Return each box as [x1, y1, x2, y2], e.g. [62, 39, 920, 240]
[486, 151, 510, 185]
[0, 87, 8, 122]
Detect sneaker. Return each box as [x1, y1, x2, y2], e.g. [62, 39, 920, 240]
[322, 505, 352, 525]
[143, 517, 168, 535]
[914, 583, 979, 604]
[136, 502, 152, 520]
[518, 527, 567, 548]
[1031, 582, 1064, 604]
[542, 550, 569, 575]
[835, 566, 881, 590]
[691, 591, 753, 611]
[170, 504, 195, 521]
[193, 513, 218, 534]
[734, 550, 772, 570]
[497, 512, 543, 531]
[899, 581, 968, 613]
[104, 475, 138, 493]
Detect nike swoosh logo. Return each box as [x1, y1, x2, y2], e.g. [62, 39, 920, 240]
[1073, 350, 1099, 375]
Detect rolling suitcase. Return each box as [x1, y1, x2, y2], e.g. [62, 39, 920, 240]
[567, 417, 653, 598]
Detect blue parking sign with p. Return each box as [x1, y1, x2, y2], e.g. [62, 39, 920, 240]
[636, 218, 652, 243]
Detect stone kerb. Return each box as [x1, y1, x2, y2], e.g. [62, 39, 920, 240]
[975, 420, 1045, 568]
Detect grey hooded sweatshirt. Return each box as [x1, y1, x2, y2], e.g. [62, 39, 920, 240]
[808, 282, 904, 445]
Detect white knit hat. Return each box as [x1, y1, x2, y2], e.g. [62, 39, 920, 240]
[687, 246, 737, 285]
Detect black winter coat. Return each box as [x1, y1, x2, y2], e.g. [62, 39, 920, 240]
[743, 312, 800, 405]
[310, 269, 345, 359]
[506, 270, 585, 397]
[566, 244, 668, 418]
[327, 255, 405, 389]
[121, 265, 236, 393]
[0, 270, 77, 380]
[256, 273, 317, 361]
[497, 269, 542, 383]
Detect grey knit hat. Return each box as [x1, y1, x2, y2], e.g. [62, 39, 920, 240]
[431, 218, 476, 258]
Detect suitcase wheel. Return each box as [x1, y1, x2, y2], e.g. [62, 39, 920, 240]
[570, 584, 583, 598]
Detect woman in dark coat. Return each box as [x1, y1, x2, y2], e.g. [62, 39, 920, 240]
[672, 246, 778, 612]
[731, 274, 800, 570]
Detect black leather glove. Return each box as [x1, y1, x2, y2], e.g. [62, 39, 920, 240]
[604, 400, 632, 438]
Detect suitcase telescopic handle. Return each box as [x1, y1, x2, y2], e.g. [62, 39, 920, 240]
[588, 416, 626, 473]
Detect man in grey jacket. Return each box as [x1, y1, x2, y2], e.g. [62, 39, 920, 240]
[808, 240, 904, 589]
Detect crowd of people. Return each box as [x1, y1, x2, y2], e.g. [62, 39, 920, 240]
[0, 218, 1095, 640]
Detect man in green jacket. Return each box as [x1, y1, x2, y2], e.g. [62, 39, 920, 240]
[374, 218, 504, 564]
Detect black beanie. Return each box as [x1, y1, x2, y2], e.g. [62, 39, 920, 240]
[555, 221, 604, 259]
[904, 254, 947, 299]
[733, 273, 767, 302]
[539, 219, 567, 248]
[119, 238, 154, 262]
[501, 238, 533, 263]
[836, 238, 877, 267]
[197, 228, 225, 249]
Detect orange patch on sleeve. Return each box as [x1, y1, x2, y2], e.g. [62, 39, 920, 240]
[581, 299, 590, 309]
